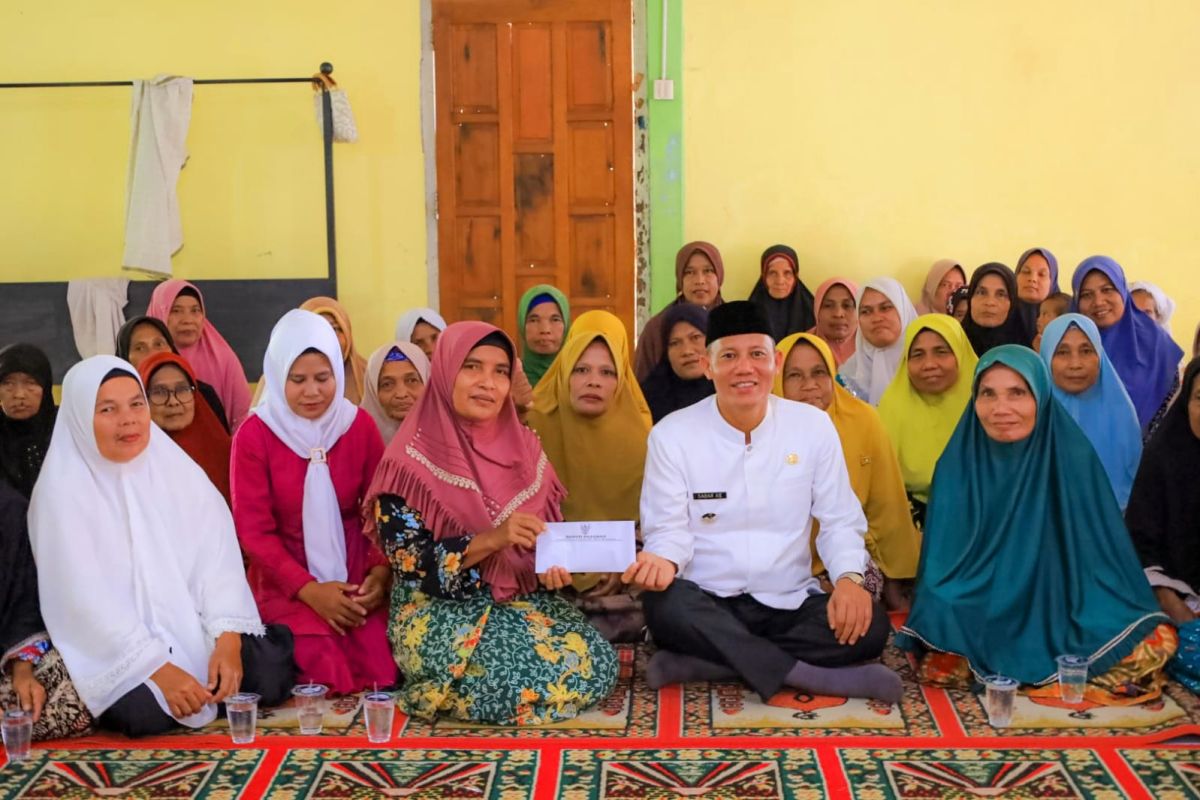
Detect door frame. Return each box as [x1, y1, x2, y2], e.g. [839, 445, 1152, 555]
[418, 0, 652, 329]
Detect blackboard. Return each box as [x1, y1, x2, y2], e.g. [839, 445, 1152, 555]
[0, 278, 336, 382]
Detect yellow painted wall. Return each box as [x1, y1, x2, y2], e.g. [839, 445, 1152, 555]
[1, 0, 426, 352]
[683, 0, 1200, 348]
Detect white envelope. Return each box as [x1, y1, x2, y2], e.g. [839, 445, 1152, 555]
[534, 520, 637, 574]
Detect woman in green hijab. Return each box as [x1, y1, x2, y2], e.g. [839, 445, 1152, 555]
[897, 345, 1175, 705]
[518, 285, 571, 387]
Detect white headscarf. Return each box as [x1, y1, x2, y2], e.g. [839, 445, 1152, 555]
[1130, 281, 1176, 334]
[253, 309, 360, 583]
[394, 307, 448, 343]
[28, 356, 262, 726]
[360, 341, 431, 443]
[838, 277, 919, 405]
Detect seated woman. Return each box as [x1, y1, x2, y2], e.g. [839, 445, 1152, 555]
[361, 342, 430, 443]
[29, 356, 294, 737]
[916, 259, 966, 315]
[878, 315, 978, 528]
[300, 297, 370, 404]
[137, 352, 233, 503]
[528, 311, 652, 641]
[147, 281, 251, 430]
[638, 304, 715, 424]
[838, 278, 918, 405]
[961, 263, 1030, 355]
[1, 479, 93, 740]
[1126, 357, 1200, 623]
[117, 315, 229, 431]
[232, 310, 395, 694]
[0, 344, 57, 498]
[747, 244, 816, 342]
[1071, 256, 1183, 434]
[898, 346, 1174, 704]
[364, 321, 618, 724]
[1130, 281, 1176, 333]
[635, 241, 726, 381]
[518, 284, 572, 388]
[1014, 247, 1060, 338]
[1039, 314, 1141, 510]
[776, 333, 922, 611]
[808, 278, 859, 367]
[395, 307, 448, 360]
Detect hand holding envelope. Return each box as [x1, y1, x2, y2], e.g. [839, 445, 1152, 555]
[534, 520, 637, 575]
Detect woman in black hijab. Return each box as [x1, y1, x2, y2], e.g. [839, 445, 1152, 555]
[638, 303, 716, 423]
[747, 244, 816, 342]
[0, 480, 93, 739]
[0, 344, 57, 498]
[116, 316, 230, 432]
[960, 263, 1031, 356]
[1127, 356, 1200, 623]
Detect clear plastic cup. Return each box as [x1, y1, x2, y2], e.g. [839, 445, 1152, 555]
[1056, 655, 1089, 705]
[2, 709, 32, 761]
[291, 683, 328, 735]
[225, 692, 261, 744]
[983, 675, 1018, 728]
[363, 692, 395, 743]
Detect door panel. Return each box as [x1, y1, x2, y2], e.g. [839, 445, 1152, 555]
[434, 0, 634, 340]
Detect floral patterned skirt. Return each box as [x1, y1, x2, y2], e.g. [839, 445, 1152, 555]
[389, 587, 618, 725]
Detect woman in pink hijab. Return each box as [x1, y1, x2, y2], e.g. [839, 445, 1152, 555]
[147, 281, 251, 430]
[808, 278, 860, 367]
[916, 259, 967, 315]
[363, 321, 617, 724]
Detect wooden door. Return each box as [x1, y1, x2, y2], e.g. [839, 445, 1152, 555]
[433, 0, 635, 341]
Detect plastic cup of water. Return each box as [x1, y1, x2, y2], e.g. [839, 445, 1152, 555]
[291, 683, 328, 735]
[2, 709, 32, 761]
[225, 693, 261, 744]
[1056, 655, 1089, 705]
[363, 692, 395, 743]
[983, 675, 1018, 728]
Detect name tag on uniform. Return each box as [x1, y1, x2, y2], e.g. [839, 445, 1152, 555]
[692, 491, 727, 500]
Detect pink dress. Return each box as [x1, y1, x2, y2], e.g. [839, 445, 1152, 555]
[231, 409, 396, 693]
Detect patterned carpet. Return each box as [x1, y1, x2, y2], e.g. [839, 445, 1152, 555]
[3, 643, 1200, 798]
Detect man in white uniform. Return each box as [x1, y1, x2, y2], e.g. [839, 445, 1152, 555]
[623, 302, 900, 703]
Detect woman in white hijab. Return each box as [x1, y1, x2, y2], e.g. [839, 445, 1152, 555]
[360, 341, 431, 443]
[29, 356, 294, 737]
[395, 308, 448, 360]
[232, 310, 395, 694]
[838, 278, 920, 405]
[1130, 281, 1177, 334]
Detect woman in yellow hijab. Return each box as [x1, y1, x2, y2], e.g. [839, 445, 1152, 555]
[299, 296, 370, 404]
[527, 311, 652, 638]
[774, 333, 921, 610]
[877, 314, 979, 526]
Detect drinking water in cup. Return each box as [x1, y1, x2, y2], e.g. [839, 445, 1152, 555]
[363, 692, 395, 743]
[292, 683, 328, 735]
[2, 709, 32, 762]
[983, 675, 1018, 728]
[1056, 655, 1089, 705]
[225, 693, 261, 744]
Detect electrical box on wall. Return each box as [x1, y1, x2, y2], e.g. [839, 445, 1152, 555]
[653, 79, 674, 100]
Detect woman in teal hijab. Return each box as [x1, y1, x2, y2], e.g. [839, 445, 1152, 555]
[518, 285, 571, 387]
[1038, 313, 1142, 510]
[897, 346, 1173, 700]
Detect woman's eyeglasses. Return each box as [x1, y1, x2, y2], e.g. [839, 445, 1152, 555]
[148, 384, 195, 406]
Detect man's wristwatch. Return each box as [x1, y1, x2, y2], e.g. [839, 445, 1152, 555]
[839, 572, 865, 586]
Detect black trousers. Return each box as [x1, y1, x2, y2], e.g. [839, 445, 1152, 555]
[99, 624, 296, 738]
[643, 579, 890, 700]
